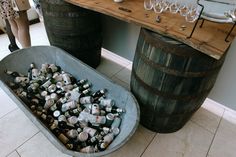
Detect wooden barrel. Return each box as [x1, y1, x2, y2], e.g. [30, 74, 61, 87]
[130, 28, 226, 133]
[40, 0, 102, 68]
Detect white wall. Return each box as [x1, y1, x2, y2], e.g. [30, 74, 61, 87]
[208, 38, 236, 110]
[102, 16, 140, 61]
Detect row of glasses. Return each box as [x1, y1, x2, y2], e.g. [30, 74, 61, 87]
[144, 0, 200, 23]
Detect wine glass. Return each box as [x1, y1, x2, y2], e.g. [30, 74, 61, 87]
[185, 8, 199, 22]
[162, 0, 171, 11]
[169, 0, 180, 14]
[144, 0, 154, 10]
[179, 1, 188, 16]
[185, 0, 199, 22]
[153, 0, 166, 13]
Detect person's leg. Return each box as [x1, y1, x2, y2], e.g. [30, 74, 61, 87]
[14, 11, 31, 48]
[5, 19, 19, 51]
[8, 11, 31, 48]
[5, 19, 17, 45]
[8, 19, 19, 40]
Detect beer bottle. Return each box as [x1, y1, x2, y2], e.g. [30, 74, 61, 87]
[105, 113, 115, 127]
[80, 146, 96, 153]
[8, 82, 20, 90]
[83, 126, 99, 137]
[92, 89, 107, 101]
[66, 141, 77, 150]
[99, 98, 115, 108]
[105, 106, 125, 113]
[76, 79, 87, 87]
[58, 133, 70, 144]
[66, 129, 79, 139]
[79, 96, 93, 104]
[5, 70, 24, 77]
[97, 142, 107, 151]
[58, 119, 74, 130]
[48, 64, 61, 73]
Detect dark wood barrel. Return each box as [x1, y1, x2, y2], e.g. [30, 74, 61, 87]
[130, 28, 226, 133]
[40, 0, 102, 68]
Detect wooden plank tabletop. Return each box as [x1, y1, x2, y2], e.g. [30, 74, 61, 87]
[65, 0, 236, 60]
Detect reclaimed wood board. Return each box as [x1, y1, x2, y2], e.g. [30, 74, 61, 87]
[65, 0, 236, 60]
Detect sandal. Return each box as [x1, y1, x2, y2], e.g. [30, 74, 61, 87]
[8, 44, 19, 52]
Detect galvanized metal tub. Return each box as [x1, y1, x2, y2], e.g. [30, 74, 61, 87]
[0, 46, 140, 157]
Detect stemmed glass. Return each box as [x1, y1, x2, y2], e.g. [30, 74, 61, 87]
[144, 0, 155, 10]
[153, 0, 166, 13]
[179, 0, 189, 17]
[225, 7, 236, 22]
[144, 0, 200, 23]
[185, 0, 199, 23]
[163, 0, 171, 11]
[169, 0, 181, 14]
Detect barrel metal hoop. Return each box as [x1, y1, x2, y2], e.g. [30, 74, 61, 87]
[141, 29, 200, 57]
[132, 69, 213, 100]
[135, 50, 221, 77]
[138, 102, 201, 118]
[164, 106, 200, 118]
[44, 0, 71, 5]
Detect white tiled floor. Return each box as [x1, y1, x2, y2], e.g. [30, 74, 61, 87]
[1, 22, 236, 157]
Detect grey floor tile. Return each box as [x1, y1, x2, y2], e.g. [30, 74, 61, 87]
[0, 109, 39, 157]
[96, 57, 125, 78]
[0, 88, 18, 118]
[111, 76, 130, 91]
[6, 151, 20, 157]
[208, 110, 236, 157]
[105, 125, 156, 157]
[113, 64, 132, 84]
[191, 98, 225, 134]
[17, 132, 70, 157]
[142, 121, 214, 157]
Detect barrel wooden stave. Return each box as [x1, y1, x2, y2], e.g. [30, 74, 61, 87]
[131, 74, 207, 116]
[132, 56, 220, 96]
[131, 28, 225, 133]
[40, 0, 102, 68]
[48, 32, 102, 51]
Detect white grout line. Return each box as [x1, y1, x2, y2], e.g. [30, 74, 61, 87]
[0, 107, 18, 120]
[5, 131, 40, 157]
[206, 109, 225, 157]
[14, 131, 41, 154]
[190, 119, 220, 135]
[140, 133, 158, 157]
[110, 67, 125, 78]
[16, 150, 21, 157]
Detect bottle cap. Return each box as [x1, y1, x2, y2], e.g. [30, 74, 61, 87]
[53, 110, 61, 118]
[77, 127, 82, 133]
[106, 113, 115, 121]
[112, 127, 120, 136]
[56, 81, 64, 89]
[66, 129, 78, 139]
[58, 115, 67, 122]
[45, 95, 51, 101]
[48, 84, 57, 93]
[50, 93, 58, 101]
[78, 131, 88, 142]
[50, 104, 57, 112]
[67, 116, 78, 125]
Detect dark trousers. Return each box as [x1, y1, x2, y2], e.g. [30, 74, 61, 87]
[5, 19, 17, 46]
